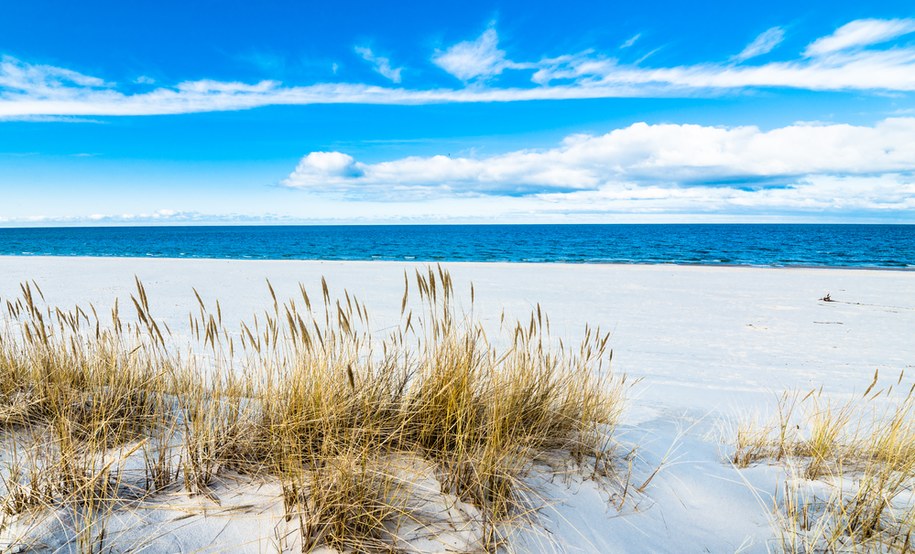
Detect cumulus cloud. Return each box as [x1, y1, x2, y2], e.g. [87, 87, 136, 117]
[284, 151, 365, 190]
[733, 27, 785, 61]
[804, 18, 915, 57]
[3, 18, 915, 117]
[354, 46, 403, 83]
[281, 118, 915, 215]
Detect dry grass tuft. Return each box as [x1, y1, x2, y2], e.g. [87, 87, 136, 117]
[731, 372, 915, 552]
[0, 267, 627, 552]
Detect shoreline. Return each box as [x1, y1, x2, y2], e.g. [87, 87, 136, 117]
[1, 254, 913, 272]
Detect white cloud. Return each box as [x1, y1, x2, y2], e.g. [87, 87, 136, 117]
[354, 46, 403, 83]
[0, 114, 102, 123]
[281, 118, 915, 215]
[620, 33, 642, 49]
[0, 209, 290, 226]
[432, 27, 525, 80]
[530, 173, 915, 215]
[3, 19, 915, 117]
[733, 27, 785, 61]
[530, 46, 915, 91]
[0, 54, 111, 100]
[805, 18, 915, 57]
[285, 152, 364, 189]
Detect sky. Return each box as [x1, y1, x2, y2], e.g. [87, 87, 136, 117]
[1, 0, 914, 225]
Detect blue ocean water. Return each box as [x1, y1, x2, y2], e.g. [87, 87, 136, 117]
[0, 225, 912, 268]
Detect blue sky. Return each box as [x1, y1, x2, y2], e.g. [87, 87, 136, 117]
[1, 0, 914, 225]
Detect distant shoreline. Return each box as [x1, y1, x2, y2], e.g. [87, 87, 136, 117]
[1, 254, 913, 272]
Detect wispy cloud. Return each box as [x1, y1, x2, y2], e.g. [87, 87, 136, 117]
[0, 55, 110, 92]
[282, 118, 915, 215]
[620, 33, 642, 49]
[2, 18, 915, 117]
[804, 18, 915, 57]
[0, 209, 295, 226]
[0, 114, 102, 123]
[432, 26, 528, 80]
[354, 46, 403, 83]
[733, 27, 785, 61]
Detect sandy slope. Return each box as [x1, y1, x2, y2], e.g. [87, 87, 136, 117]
[1, 256, 913, 553]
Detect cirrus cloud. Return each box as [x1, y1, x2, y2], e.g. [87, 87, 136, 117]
[354, 46, 403, 83]
[2, 18, 915, 118]
[804, 18, 915, 57]
[733, 27, 785, 61]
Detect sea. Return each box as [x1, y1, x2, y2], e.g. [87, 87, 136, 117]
[0, 224, 912, 269]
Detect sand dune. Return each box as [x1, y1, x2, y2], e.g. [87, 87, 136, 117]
[1, 256, 912, 552]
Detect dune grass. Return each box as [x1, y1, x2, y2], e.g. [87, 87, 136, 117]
[0, 268, 627, 552]
[731, 373, 915, 552]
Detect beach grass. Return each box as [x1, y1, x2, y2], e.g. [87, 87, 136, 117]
[731, 374, 915, 552]
[0, 268, 626, 552]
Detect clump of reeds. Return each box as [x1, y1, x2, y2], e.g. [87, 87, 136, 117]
[0, 267, 627, 553]
[731, 371, 915, 552]
[0, 280, 176, 552]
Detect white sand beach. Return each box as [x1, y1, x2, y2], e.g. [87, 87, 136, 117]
[1, 256, 913, 553]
